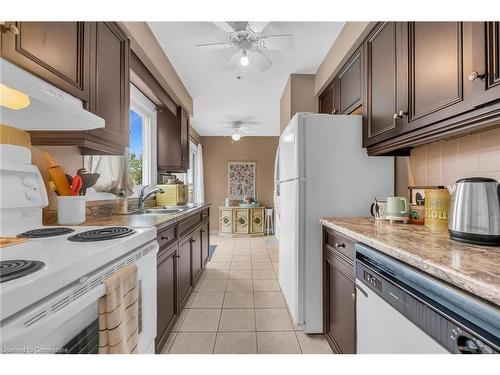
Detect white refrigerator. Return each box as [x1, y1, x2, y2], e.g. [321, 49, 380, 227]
[277, 113, 394, 333]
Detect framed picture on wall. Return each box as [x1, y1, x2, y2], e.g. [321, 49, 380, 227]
[227, 161, 256, 200]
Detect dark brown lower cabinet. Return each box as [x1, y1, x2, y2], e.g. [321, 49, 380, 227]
[201, 219, 210, 266]
[155, 210, 210, 353]
[155, 244, 177, 352]
[177, 237, 192, 310]
[191, 228, 203, 285]
[323, 227, 356, 354]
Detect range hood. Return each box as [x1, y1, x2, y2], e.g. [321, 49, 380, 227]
[0, 58, 104, 131]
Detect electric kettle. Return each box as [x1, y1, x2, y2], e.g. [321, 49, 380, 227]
[448, 177, 500, 246]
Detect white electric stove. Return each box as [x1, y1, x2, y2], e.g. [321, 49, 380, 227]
[0, 145, 159, 354]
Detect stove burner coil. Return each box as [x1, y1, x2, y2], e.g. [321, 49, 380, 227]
[18, 227, 75, 238]
[0, 260, 45, 283]
[67, 227, 136, 242]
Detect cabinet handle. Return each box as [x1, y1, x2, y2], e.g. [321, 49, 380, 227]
[331, 109, 338, 115]
[352, 293, 356, 301]
[1, 23, 20, 35]
[161, 236, 170, 241]
[175, 255, 181, 258]
[393, 110, 407, 120]
[189, 238, 196, 243]
[201, 229, 205, 233]
[334, 242, 346, 249]
[468, 71, 486, 81]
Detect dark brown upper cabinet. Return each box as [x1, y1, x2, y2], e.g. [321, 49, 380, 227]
[364, 22, 500, 155]
[25, 22, 130, 155]
[363, 22, 404, 147]
[85, 22, 130, 154]
[157, 106, 189, 173]
[401, 22, 473, 134]
[1, 22, 91, 102]
[319, 80, 338, 114]
[337, 48, 362, 114]
[470, 22, 500, 107]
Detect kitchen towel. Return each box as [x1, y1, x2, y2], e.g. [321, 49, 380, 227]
[98, 263, 139, 354]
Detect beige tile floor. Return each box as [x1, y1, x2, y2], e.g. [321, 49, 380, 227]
[161, 235, 333, 354]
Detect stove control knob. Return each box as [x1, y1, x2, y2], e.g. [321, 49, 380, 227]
[25, 190, 38, 200]
[22, 177, 36, 187]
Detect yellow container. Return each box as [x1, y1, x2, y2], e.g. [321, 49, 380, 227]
[424, 189, 450, 231]
[156, 184, 187, 206]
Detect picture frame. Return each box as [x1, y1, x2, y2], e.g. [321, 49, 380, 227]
[227, 161, 256, 200]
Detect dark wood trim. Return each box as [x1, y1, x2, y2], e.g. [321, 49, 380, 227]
[130, 51, 177, 115]
[367, 102, 500, 155]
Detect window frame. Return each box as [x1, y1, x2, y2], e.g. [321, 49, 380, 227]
[130, 84, 157, 192]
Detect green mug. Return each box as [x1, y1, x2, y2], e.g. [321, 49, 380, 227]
[386, 196, 409, 217]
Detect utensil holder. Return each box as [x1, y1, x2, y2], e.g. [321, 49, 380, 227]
[57, 196, 86, 225]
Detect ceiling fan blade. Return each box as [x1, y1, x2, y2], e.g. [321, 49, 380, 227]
[196, 42, 232, 50]
[213, 22, 236, 33]
[247, 22, 269, 36]
[223, 52, 239, 71]
[258, 34, 294, 50]
[251, 50, 272, 72]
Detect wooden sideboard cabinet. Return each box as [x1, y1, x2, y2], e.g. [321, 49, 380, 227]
[218, 206, 265, 237]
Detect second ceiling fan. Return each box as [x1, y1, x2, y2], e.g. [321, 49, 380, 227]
[196, 22, 294, 71]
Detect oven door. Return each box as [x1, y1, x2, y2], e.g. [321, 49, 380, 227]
[0, 244, 158, 354]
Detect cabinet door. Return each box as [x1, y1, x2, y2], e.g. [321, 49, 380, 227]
[234, 209, 249, 234]
[470, 22, 500, 107]
[0, 22, 91, 102]
[177, 238, 192, 309]
[191, 229, 203, 285]
[157, 106, 182, 172]
[402, 22, 472, 133]
[363, 22, 402, 147]
[324, 252, 356, 354]
[87, 22, 130, 152]
[156, 245, 177, 352]
[201, 220, 210, 266]
[318, 81, 339, 115]
[338, 48, 362, 114]
[250, 208, 264, 234]
[219, 209, 233, 234]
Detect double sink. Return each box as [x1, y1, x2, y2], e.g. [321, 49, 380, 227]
[129, 204, 194, 216]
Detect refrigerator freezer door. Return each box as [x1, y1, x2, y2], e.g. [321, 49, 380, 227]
[278, 179, 301, 323]
[279, 114, 303, 181]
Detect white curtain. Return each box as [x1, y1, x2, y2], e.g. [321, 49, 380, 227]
[84, 153, 134, 197]
[194, 143, 205, 203]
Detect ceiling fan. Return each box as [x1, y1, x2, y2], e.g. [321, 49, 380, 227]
[196, 22, 294, 71]
[224, 120, 258, 141]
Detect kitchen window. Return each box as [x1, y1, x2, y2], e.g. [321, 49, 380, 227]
[129, 84, 157, 192]
[174, 140, 198, 203]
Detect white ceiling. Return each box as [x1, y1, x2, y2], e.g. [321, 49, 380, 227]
[148, 22, 344, 136]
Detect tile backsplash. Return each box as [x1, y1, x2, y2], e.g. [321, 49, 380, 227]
[408, 127, 500, 187]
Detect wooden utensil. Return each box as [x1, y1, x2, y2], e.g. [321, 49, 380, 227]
[43, 152, 72, 196]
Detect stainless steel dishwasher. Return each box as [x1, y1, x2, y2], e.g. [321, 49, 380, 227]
[355, 244, 500, 354]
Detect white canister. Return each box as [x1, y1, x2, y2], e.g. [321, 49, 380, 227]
[57, 196, 86, 225]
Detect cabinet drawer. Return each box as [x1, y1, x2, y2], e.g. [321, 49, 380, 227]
[179, 212, 202, 238]
[324, 229, 355, 262]
[325, 248, 355, 281]
[157, 224, 177, 249]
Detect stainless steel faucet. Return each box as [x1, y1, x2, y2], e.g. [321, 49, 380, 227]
[138, 185, 164, 211]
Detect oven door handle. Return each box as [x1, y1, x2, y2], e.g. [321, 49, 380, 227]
[2, 284, 107, 348]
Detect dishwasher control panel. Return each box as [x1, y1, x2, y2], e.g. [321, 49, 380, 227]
[363, 270, 381, 292]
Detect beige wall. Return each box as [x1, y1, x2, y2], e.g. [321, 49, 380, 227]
[408, 127, 500, 187]
[314, 22, 373, 95]
[0, 124, 83, 210]
[201, 136, 279, 231]
[119, 22, 193, 115]
[280, 74, 317, 134]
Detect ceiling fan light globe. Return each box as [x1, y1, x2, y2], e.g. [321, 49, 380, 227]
[240, 56, 249, 66]
[231, 133, 241, 141]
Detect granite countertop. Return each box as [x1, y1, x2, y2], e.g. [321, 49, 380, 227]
[320, 217, 500, 306]
[80, 203, 210, 231]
